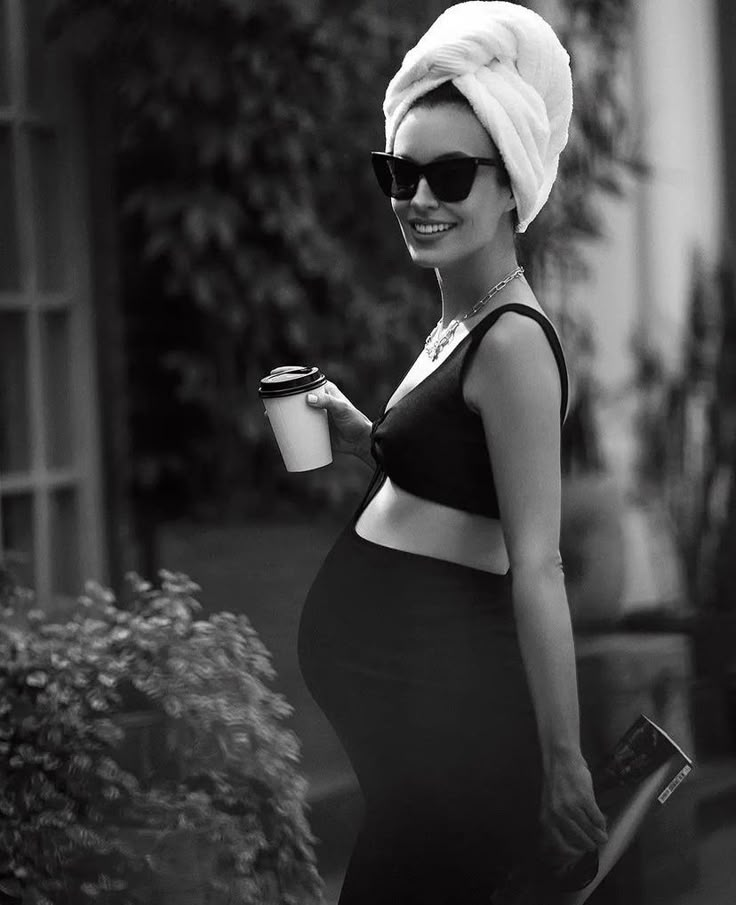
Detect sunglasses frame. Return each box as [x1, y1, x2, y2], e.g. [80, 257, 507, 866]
[371, 151, 500, 202]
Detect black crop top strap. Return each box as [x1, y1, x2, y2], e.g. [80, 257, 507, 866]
[460, 303, 569, 422]
[368, 303, 570, 518]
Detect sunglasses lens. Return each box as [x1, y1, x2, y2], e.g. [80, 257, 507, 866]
[426, 158, 477, 202]
[371, 154, 482, 202]
[372, 155, 418, 200]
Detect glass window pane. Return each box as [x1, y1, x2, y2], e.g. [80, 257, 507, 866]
[1, 493, 35, 589]
[29, 126, 64, 291]
[0, 311, 31, 473]
[50, 487, 79, 596]
[23, 0, 55, 116]
[42, 309, 74, 467]
[0, 1, 10, 107]
[0, 126, 21, 290]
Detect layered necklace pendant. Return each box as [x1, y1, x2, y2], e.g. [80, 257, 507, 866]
[423, 265, 524, 362]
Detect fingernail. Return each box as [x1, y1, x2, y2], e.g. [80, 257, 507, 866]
[306, 393, 317, 404]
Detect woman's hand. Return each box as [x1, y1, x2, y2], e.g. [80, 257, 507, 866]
[305, 381, 373, 464]
[540, 749, 608, 868]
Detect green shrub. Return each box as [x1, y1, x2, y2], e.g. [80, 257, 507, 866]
[0, 569, 321, 905]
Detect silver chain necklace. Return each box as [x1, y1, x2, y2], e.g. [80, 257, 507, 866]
[424, 265, 525, 362]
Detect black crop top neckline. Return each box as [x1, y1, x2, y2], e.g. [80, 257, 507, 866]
[369, 303, 569, 519]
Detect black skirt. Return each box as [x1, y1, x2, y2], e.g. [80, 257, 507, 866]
[298, 475, 543, 904]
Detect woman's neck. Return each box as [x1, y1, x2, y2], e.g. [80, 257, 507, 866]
[436, 250, 521, 327]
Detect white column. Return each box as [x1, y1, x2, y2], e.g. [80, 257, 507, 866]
[632, 0, 725, 373]
[570, 0, 725, 483]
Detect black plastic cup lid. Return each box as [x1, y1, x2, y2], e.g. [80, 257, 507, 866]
[258, 366, 326, 398]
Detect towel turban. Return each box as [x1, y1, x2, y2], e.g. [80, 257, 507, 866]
[383, 1, 573, 233]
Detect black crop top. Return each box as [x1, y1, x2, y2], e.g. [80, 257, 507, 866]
[369, 303, 569, 518]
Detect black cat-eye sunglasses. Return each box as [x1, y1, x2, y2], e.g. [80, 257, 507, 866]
[371, 151, 500, 202]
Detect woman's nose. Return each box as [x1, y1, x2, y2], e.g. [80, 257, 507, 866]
[411, 176, 439, 207]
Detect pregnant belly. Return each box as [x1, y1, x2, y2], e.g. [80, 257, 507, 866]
[354, 474, 510, 575]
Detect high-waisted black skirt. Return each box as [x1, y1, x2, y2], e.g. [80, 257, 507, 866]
[298, 474, 543, 904]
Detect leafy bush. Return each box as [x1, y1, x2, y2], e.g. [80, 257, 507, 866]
[47, 0, 423, 515]
[0, 569, 321, 905]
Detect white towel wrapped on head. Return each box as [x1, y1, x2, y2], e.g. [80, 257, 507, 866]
[383, 1, 573, 233]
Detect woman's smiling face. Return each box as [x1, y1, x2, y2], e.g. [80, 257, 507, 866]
[390, 103, 515, 272]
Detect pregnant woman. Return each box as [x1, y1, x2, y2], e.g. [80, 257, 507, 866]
[298, 3, 607, 902]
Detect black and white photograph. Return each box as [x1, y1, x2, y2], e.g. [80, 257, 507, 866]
[0, 1, 735, 903]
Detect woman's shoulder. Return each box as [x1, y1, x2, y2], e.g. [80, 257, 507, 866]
[471, 310, 558, 375]
[470, 282, 555, 355]
[463, 294, 564, 414]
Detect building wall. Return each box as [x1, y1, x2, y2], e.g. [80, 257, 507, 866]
[573, 0, 725, 481]
[716, 0, 736, 256]
[633, 0, 724, 357]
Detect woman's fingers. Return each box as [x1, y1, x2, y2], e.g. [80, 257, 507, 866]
[543, 814, 597, 858]
[542, 755, 608, 862]
[564, 815, 602, 852]
[542, 785, 608, 854]
[306, 382, 347, 413]
[570, 795, 607, 846]
[306, 390, 333, 410]
[582, 800, 608, 840]
[542, 807, 608, 864]
[541, 825, 580, 862]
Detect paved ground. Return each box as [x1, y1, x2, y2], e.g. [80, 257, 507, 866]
[319, 819, 736, 905]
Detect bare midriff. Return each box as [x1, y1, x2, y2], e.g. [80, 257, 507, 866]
[352, 296, 550, 576]
[354, 475, 510, 575]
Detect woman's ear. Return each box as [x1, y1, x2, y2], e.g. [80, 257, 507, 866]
[507, 204, 520, 233]
[505, 189, 517, 213]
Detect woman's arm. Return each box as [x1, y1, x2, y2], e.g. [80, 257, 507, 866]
[465, 313, 608, 862]
[348, 418, 376, 467]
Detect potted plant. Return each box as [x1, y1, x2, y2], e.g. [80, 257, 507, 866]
[0, 568, 322, 905]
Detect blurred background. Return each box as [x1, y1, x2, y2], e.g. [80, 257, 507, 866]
[1, 0, 735, 902]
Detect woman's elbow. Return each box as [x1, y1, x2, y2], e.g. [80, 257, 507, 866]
[509, 549, 565, 582]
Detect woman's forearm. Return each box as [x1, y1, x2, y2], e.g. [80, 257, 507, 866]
[511, 562, 582, 770]
[350, 415, 376, 468]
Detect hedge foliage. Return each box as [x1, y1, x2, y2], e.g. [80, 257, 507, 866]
[0, 568, 321, 904]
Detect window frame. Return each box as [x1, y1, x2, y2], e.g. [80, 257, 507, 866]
[0, 0, 106, 604]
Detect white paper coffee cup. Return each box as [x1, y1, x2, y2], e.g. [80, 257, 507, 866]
[259, 366, 333, 472]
